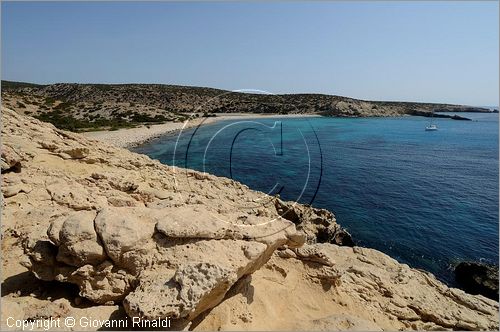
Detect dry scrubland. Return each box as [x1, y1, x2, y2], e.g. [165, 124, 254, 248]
[1, 107, 498, 330]
[2, 81, 489, 133]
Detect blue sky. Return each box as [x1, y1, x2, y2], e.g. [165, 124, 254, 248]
[2, 1, 498, 105]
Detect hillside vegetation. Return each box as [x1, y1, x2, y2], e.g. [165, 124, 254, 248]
[1, 80, 490, 131]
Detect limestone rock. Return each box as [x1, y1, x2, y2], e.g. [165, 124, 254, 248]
[198, 245, 499, 331]
[275, 198, 353, 246]
[1, 144, 22, 172]
[69, 261, 134, 303]
[56, 211, 106, 266]
[294, 244, 335, 266]
[45, 180, 94, 210]
[308, 266, 343, 286]
[47, 217, 65, 246]
[93, 207, 157, 272]
[155, 206, 305, 248]
[23, 239, 75, 282]
[124, 263, 238, 320]
[62, 147, 89, 159]
[25, 202, 300, 318]
[2, 184, 32, 198]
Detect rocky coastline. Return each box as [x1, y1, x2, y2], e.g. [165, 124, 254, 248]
[1, 107, 498, 330]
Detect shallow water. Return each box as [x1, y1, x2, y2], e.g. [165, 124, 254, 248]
[133, 112, 499, 285]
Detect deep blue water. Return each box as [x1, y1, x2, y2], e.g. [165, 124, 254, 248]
[133, 112, 499, 286]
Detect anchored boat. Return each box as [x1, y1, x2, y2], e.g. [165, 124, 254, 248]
[426, 112, 438, 131]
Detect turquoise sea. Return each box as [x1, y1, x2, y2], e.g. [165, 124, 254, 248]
[133, 112, 499, 286]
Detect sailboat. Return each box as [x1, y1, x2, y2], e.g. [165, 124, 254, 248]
[425, 124, 438, 131]
[425, 112, 438, 131]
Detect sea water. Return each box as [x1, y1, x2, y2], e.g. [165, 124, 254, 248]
[133, 112, 499, 286]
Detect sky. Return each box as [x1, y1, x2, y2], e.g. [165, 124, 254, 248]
[1, 1, 499, 106]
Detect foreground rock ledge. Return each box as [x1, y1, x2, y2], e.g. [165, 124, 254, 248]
[1, 107, 498, 330]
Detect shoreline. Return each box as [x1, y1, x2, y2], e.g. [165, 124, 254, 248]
[80, 110, 496, 149]
[78, 110, 498, 300]
[82, 113, 321, 148]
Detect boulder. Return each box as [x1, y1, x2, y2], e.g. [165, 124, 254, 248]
[26, 204, 303, 320]
[55, 211, 107, 266]
[124, 263, 239, 320]
[93, 207, 157, 272]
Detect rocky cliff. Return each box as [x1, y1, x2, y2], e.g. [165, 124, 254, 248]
[1, 108, 498, 330]
[2, 80, 491, 132]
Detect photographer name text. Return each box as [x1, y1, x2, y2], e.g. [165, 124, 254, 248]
[5, 316, 171, 330]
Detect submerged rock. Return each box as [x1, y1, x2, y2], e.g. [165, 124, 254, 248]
[455, 262, 499, 301]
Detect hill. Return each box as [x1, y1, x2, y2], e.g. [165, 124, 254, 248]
[1, 80, 490, 132]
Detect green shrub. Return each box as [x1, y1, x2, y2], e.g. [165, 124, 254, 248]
[35, 110, 132, 132]
[52, 102, 73, 114]
[44, 97, 56, 106]
[130, 113, 167, 123]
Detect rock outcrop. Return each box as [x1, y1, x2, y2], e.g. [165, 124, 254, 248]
[275, 198, 354, 246]
[1, 107, 498, 330]
[197, 245, 499, 331]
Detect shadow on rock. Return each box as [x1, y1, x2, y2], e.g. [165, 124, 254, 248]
[1, 270, 79, 301]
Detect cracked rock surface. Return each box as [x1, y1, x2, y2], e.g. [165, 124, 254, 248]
[1, 107, 498, 330]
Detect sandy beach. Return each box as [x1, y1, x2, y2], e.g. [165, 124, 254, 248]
[82, 113, 320, 148]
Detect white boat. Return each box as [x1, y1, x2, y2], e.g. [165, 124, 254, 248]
[425, 112, 438, 131]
